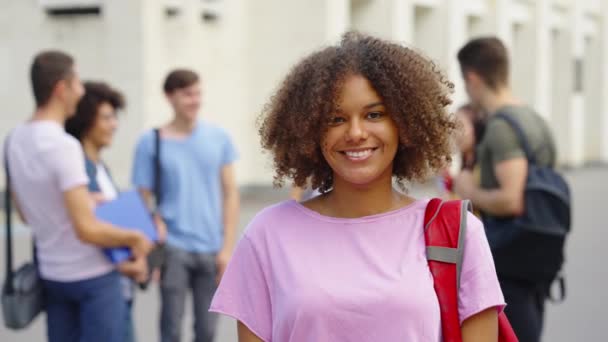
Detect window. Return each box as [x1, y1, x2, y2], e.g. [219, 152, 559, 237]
[165, 0, 182, 18]
[39, 0, 102, 16]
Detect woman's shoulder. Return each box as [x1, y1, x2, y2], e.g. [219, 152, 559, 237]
[242, 200, 301, 238]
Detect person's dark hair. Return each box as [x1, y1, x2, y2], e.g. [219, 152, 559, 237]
[30, 50, 75, 107]
[65, 81, 125, 141]
[259, 31, 456, 192]
[456, 103, 488, 169]
[457, 103, 487, 144]
[457, 37, 509, 90]
[163, 69, 199, 94]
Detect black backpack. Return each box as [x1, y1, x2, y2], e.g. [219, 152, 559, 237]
[482, 113, 571, 299]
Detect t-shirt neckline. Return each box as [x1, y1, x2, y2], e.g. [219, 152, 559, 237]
[289, 199, 426, 224]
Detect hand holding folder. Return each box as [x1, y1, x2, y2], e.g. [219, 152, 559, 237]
[95, 190, 158, 264]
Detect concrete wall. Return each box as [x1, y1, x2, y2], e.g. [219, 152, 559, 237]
[2, 0, 608, 189]
[1, 0, 147, 187]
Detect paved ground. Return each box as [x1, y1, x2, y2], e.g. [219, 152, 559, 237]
[1, 168, 606, 341]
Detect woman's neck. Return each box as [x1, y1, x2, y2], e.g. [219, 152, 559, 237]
[82, 138, 101, 163]
[321, 174, 413, 219]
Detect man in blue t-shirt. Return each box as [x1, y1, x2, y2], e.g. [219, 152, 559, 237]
[131, 69, 239, 342]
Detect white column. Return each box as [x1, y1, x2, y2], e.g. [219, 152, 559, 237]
[601, 1, 608, 162]
[509, 1, 536, 106]
[140, 0, 167, 128]
[569, 2, 585, 166]
[492, 0, 513, 49]
[444, 0, 469, 108]
[392, 0, 415, 44]
[103, 0, 148, 185]
[326, 0, 350, 42]
[533, 0, 552, 120]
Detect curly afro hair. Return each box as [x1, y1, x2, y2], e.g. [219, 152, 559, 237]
[259, 32, 456, 192]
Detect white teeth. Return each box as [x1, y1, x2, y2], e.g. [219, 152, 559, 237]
[345, 149, 372, 159]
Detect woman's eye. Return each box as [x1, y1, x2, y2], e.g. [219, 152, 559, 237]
[367, 112, 384, 119]
[328, 116, 346, 125]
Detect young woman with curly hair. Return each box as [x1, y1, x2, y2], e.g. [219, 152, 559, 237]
[210, 32, 505, 341]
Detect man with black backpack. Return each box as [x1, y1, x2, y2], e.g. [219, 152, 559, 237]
[454, 37, 571, 342]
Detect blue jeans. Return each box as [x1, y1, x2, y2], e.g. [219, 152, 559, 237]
[125, 300, 136, 342]
[43, 271, 127, 342]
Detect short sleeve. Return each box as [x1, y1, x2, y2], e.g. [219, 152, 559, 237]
[220, 130, 238, 166]
[131, 132, 154, 191]
[210, 234, 272, 341]
[484, 119, 525, 165]
[458, 212, 506, 323]
[52, 139, 88, 191]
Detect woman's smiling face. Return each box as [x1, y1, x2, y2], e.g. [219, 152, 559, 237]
[321, 74, 399, 189]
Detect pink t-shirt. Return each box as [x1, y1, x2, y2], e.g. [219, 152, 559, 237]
[210, 199, 505, 341]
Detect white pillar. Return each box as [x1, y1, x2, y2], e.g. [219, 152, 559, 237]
[550, 25, 573, 166]
[510, 2, 535, 108]
[392, 0, 414, 44]
[601, 1, 608, 162]
[444, 0, 469, 108]
[326, 0, 350, 42]
[569, 2, 585, 166]
[491, 0, 513, 49]
[103, 0, 149, 185]
[533, 0, 552, 120]
[140, 0, 166, 128]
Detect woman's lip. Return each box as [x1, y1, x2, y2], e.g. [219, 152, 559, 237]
[339, 147, 379, 153]
[339, 148, 377, 162]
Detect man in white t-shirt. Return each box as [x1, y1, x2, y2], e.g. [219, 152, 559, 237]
[5, 50, 153, 342]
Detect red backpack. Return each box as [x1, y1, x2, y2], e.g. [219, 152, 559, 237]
[424, 198, 518, 342]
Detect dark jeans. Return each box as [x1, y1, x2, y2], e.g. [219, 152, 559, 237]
[126, 300, 136, 342]
[500, 277, 546, 342]
[160, 245, 219, 342]
[43, 270, 127, 342]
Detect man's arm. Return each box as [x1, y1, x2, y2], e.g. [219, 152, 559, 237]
[466, 158, 527, 216]
[139, 188, 154, 210]
[10, 191, 26, 223]
[216, 163, 240, 283]
[454, 117, 528, 217]
[139, 188, 167, 242]
[64, 185, 153, 257]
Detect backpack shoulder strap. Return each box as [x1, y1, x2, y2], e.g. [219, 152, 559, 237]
[3, 135, 14, 294]
[425, 199, 470, 288]
[153, 128, 162, 208]
[494, 112, 536, 164]
[424, 198, 471, 342]
[425, 199, 519, 342]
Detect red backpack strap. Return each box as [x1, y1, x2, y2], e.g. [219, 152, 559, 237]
[425, 199, 519, 342]
[424, 198, 471, 342]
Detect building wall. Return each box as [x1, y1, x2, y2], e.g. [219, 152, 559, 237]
[2, 0, 607, 189]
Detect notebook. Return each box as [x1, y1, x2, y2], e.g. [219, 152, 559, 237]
[95, 190, 158, 264]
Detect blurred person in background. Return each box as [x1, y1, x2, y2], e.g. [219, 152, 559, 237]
[131, 69, 239, 342]
[5, 51, 152, 342]
[440, 103, 487, 199]
[210, 32, 505, 342]
[454, 103, 487, 171]
[454, 37, 557, 342]
[66, 81, 153, 342]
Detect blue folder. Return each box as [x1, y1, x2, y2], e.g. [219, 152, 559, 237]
[95, 190, 158, 264]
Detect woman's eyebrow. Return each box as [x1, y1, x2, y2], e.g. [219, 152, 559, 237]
[364, 102, 384, 109]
